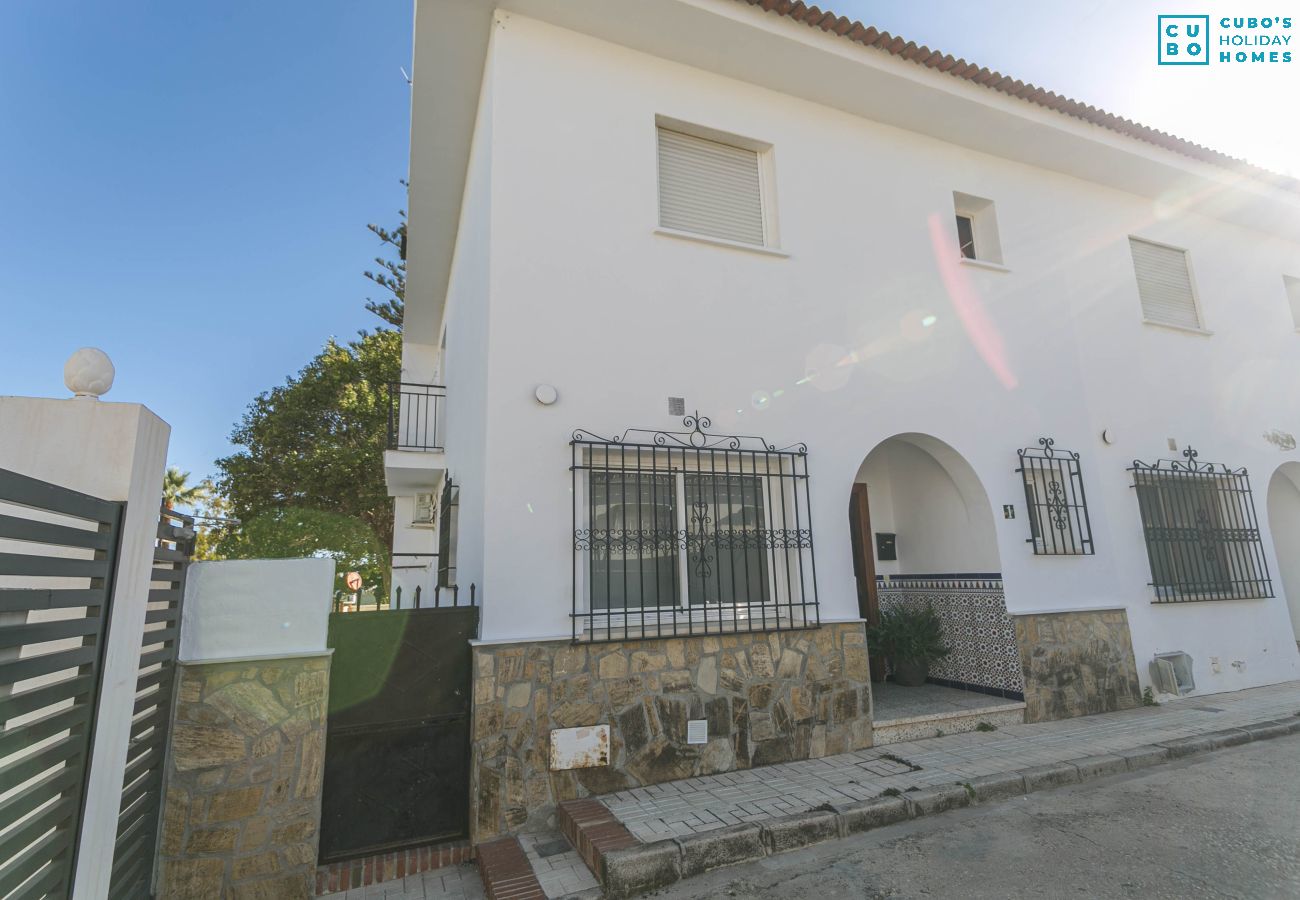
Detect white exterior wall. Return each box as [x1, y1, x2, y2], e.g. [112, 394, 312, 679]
[429, 13, 1300, 692]
[390, 34, 499, 604]
[436, 47, 496, 601]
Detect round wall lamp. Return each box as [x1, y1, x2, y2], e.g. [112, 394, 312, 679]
[534, 384, 558, 406]
[1101, 428, 1116, 445]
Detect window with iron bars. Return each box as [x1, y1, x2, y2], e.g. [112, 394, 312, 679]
[570, 413, 819, 643]
[1130, 447, 1272, 602]
[437, 476, 459, 588]
[1016, 437, 1094, 555]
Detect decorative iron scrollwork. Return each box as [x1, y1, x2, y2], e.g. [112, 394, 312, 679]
[1015, 437, 1094, 556]
[570, 411, 818, 643]
[1129, 446, 1272, 602]
[572, 410, 809, 455]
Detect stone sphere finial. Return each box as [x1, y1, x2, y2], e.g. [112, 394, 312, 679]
[64, 348, 115, 400]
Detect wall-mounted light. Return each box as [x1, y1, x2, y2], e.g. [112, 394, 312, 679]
[534, 384, 558, 406]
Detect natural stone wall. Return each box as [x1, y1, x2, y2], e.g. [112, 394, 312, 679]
[158, 653, 330, 899]
[1013, 610, 1142, 723]
[470, 623, 872, 843]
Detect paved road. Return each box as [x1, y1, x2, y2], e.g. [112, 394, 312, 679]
[654, 735, 1300, 900]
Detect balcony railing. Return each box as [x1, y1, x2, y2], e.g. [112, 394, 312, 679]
[387, 382, 446, 451]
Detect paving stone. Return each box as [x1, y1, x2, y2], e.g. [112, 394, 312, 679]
[1019, 762, 1081, 792]
[834, 795, 912, 834]
[967, 772, 1026, 803]
[1115, 744, 1170, 771]
[905, 784, 972, 816]
[1242, 721, 1293, 741]
[760, 809, 840, 854]
[1159, 734, 1219, 758]
[601, 840, 681, 899]
[676, 823, 766, 876]
[1067, 754, 1128, 780]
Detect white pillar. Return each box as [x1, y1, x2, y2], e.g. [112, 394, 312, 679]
[0, 350, 170, 900]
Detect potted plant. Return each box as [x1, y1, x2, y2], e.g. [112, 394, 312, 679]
[867, 605, 951, 686]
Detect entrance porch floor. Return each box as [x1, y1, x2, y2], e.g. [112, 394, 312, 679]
[872, 682, 1021, 724]
[871, 681, 1026, 744]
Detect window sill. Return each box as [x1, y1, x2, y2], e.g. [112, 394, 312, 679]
[654, 227, 789, 258]
[1141, 319, 1214, 337]
[958, 257, 1010, 273]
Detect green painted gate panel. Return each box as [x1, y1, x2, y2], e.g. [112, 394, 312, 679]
[319, 604, 478, 862]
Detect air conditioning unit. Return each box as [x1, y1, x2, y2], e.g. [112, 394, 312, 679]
[411, 492, 437, 527]
[1150, 651, 1195, 696]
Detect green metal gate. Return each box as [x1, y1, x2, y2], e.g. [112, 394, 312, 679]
[107, 506, 194, 898]
[0, 467, 124, 899]
[319, 598, 478, 862]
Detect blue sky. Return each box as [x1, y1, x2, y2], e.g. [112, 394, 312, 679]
[1, 1, 1294, 483]
[0, 1, 411, 482]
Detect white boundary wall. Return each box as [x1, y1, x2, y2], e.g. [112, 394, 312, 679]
[179, 558, 335, 662]
[0, 394, 169, 900]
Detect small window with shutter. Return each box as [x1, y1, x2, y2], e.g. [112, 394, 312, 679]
[1129, 237, 1204, 330]
[656, 124, 770, 247]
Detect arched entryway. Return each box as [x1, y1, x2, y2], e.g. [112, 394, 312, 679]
[849, 433, 1025, 743]
[1267, 462, 1300, 645]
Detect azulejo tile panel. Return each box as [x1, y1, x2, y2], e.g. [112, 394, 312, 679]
[878, 578, 1025, 695]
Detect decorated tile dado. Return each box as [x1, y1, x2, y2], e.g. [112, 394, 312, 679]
[877, 576, 1024, 696]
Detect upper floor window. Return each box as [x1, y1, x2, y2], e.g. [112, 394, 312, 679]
[1284, 274, 1300, 330]
[656, 122, 774, 248]
[1129, 237, 1204, 331]
[955, 213, 977, 259]
[952, 192, 1003, 265]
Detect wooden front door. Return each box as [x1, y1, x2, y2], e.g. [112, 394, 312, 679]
[848, 483, 886, 682]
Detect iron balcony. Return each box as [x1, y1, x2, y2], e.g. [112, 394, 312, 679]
[386, 382, 446, 452]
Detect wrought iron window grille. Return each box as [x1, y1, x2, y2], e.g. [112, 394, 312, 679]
[570, 412, 819, 643]
[1129, 446, 1273, 602]
[1015, 437, 1095, 556]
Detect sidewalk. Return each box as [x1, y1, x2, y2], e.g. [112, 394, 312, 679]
[601, 680, 1300, 842]
[336, 681, 1300, 899]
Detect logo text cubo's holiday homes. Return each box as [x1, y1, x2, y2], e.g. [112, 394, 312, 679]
[1159, 14, 1294, 65]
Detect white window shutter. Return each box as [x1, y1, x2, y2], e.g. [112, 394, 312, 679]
[657, 128, 765, 246]
[1129, 238, 1201, 329]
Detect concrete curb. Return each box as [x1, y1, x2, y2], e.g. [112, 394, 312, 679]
[590, 713, 1300, 898]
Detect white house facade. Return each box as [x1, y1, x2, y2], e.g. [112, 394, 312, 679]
[384, 0, 1300, 841]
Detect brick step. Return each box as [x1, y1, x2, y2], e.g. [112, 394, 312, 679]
[316, 839, 472, 895]
[557, 797, 640, 885]
[477, 836, 546, 900]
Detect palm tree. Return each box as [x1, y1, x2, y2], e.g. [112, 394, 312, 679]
[162, 466, 211, 511]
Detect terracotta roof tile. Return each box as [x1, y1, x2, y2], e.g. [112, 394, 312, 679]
[733, 0, 1297, 193]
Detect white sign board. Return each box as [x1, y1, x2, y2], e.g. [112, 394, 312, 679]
[549, 724, 610, 770]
